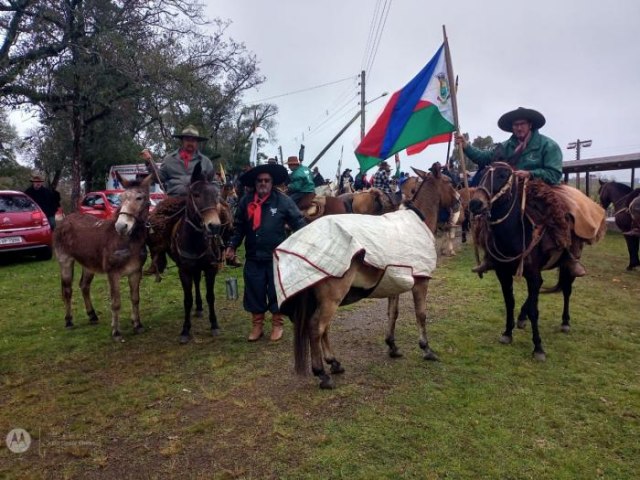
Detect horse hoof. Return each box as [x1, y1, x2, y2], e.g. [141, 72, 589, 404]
[319, 377, 335, 389]
[389, 350, 403, 358]
[330, 363, 345, 375]
[423, 350, 440, 361]
[560, 325, 570, 333]
[195, 310, 203, 318]
[179, 335, 192, 344]
[134, 325, 145, 334]
[533, 351, 546, 362]
[499, 335, 513, 345]
[112, 333, 124, 343]
[65, 322, 74, 329]
[517, 320, 527, 329]
[211, 328, 221, 337]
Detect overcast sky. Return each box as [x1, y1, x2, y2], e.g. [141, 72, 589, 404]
[206, 0, 640, 181]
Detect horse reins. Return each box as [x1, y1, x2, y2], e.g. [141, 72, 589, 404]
[476, 165, 539, 276]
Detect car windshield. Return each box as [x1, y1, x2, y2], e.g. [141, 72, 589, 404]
[0, 194, 37, 213]
[106, 194, 122, 207]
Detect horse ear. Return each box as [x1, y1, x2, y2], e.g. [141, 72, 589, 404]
[411, 167, 428, 179]
[598, 178, 605, 186]
[141, 174, 154, 190]
[116, 171, 130, 189]
[191, 162, 203, 183]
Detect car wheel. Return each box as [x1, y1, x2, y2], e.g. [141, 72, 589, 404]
[35, 246, 53, 261]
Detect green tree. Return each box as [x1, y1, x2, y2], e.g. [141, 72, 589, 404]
[0, 109, 31, 189]
[1, 1, 265, 207]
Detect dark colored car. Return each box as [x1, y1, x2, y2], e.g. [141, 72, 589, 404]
[0, 190, 53, 260]
[79, 190, 165, 220]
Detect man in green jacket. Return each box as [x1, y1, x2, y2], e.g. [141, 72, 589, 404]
[456, 107, 585, 277]
[457, 107, 562, 185]
[286, 155, 315, 209]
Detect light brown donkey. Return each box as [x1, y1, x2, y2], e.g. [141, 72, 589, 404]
[277, 167, 459, 389]
[54, 173, 153, 340]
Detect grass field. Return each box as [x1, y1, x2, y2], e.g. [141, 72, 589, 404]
[0, 231, 639, 479]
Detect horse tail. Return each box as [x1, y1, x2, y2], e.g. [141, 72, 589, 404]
[289, 289, 317, 375]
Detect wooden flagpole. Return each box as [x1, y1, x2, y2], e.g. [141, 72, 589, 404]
[442, 25, 469, 191]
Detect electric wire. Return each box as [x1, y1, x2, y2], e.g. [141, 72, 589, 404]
[247, 75, 356, 103]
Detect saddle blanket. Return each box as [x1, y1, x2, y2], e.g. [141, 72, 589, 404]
[555, 184, 606, 243]
[274, 209, 436, 306]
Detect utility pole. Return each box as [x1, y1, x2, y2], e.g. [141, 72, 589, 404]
[567, 139, 592, 193]
[567, 138, 592, 161]
[360, 70, 366, 140]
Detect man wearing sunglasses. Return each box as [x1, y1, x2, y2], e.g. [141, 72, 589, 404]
[225, 163, 306, 342]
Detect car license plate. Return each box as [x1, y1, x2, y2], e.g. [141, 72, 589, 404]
[0, 236, 23, 245]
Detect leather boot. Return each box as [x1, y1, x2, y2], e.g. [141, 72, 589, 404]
[248, 313, 264, 342]
[472, 256, 494, 278]
[566, 235, 586, 277]
[270, 313, 284, 341]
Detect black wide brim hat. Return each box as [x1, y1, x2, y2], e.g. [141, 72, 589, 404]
[497, 107, 546, 132]
[239, 164, 289, 187]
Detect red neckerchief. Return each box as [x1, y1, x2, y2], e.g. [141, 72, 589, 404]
[179, 149, 194, 168]
[247, 192, 271, 230]
[513, 131, 532, 156]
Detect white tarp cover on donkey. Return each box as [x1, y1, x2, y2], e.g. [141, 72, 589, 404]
[274, 209, 437, 307]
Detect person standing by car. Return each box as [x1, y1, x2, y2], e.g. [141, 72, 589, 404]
[225, 163, 306, 342]
[24, 173, 60, 229]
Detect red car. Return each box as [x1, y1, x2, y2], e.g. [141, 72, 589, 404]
[0, 190, 53, 260]
[79, 190, 165, 220]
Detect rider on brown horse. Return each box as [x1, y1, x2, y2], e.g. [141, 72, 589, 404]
[286, 155, 316, 210]
[456, 107, 601, 278]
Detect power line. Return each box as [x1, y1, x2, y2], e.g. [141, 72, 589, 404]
[361, 0, 383, 71]
[305, 78, 358, 131]
[308, 95, 359, 137]
[247, 75, 357, 103]
[364, 0, 393, 80]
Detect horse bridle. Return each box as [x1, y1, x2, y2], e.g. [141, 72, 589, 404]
[175, 181, 224, 261]
[185, 181, 220, 232]
[116, 192, 151, 225]
[475, 163, 520, 225]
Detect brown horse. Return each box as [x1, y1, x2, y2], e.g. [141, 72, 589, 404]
[54, 173, 153, 339]
[401, 171, 466, 255]
[598, 179, 640, 270]
[349, 188, 398, 215]
[276, 167, 459, 389]
[169, 164, 224, 344]
[297, 192, 352, 222]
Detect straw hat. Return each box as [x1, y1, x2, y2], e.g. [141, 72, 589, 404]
[286, 156, 301, 166]
[172, 124, 208, 141]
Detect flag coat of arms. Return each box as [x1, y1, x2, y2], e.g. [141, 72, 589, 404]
[355, 44, 455, 171]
